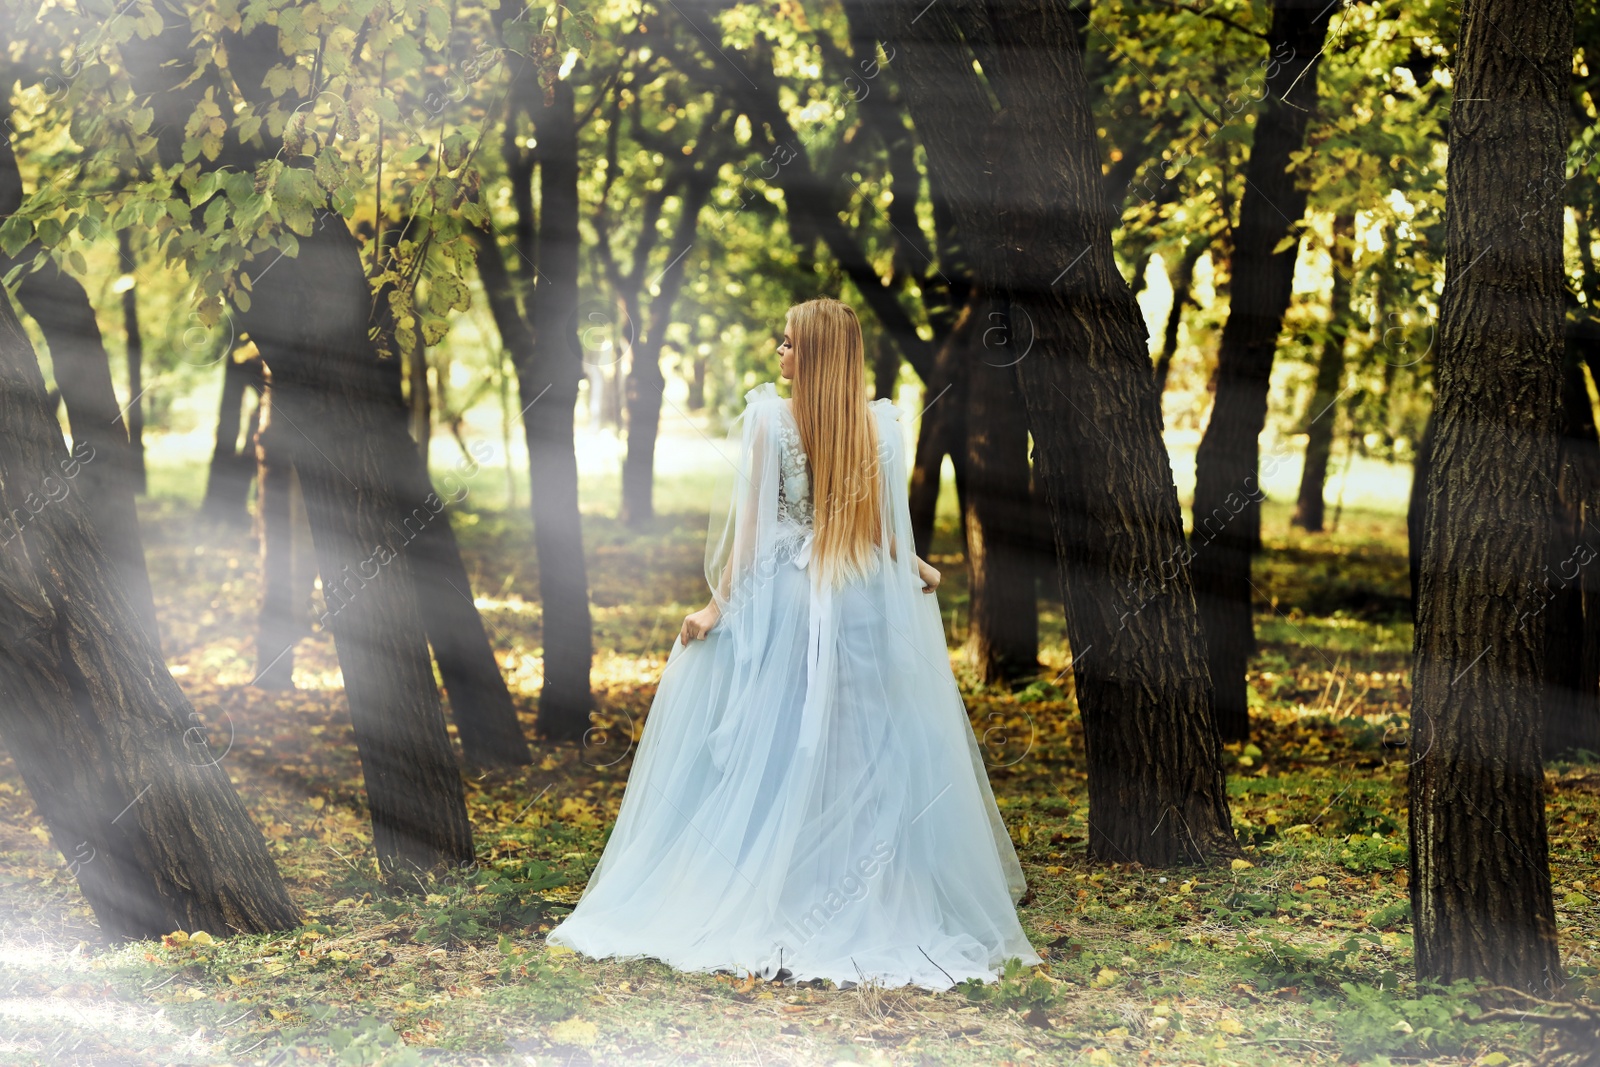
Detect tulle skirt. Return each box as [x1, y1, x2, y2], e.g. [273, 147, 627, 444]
[545, 556, 1041, 991]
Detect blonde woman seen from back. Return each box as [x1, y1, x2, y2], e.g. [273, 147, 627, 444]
[547, 296, 1040, 991]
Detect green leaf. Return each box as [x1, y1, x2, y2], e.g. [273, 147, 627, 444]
[0, 216, 32, 258]
[68, 250, 88, 275]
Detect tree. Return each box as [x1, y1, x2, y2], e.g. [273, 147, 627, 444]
[200, 351, 264, 525]
[1152, 237, 1209, 395]
[0, 280, 299, 940]
[1292, 212, 1356, 532]
[607, 106, 730, 525]
[253, 379, 310, 691]
[117, 230, 147, 493]
[963, 287, 1039, 682]
[1188, 0, 1335, 742]
[0, 136, 161, 652]
[477, 2, 597, 740]
[885, 0, 1238, 865]
[1407, 0, 1571, 991]
[240, 210, 475, 876]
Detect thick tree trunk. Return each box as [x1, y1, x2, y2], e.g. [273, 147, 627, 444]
[1407, 0, 1570, 992]
[964, 287, 1039, 682]
[240, 210, 474, 878]
[118, 230, 146, 494]
[1292, 213, 1356, 532]
[9, 259, 162, 653]
[0, 286, 300, 940]
[620, 164, 718, 526]
[1188, 0, 1334, 742]
[253, 383, 304, 690]
[201, 353, 263, 525]
[887, 0, 1238, 865]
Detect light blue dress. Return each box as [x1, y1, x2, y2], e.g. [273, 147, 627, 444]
[546, 383, 1041, 990]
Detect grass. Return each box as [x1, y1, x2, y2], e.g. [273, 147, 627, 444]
[0, 444, 1596, 1066]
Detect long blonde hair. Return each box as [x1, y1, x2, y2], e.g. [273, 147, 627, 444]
[787, 297, 881, 586]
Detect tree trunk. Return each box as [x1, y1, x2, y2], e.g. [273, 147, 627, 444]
[253, 382, 304, 691]
[201, 353, 263, 525]
[0, 283, 300, 940]
[873, 333, 900, 401]
[385, 420, 533, 770]
[372, 265, 533, 772]
[1543, 348, 1600, 758]
[240, 209, 474, 878]
[1292, 213, 1357, 532]
[408, 339, 431, 461]
[1152, 240, 1206, 395]
[887, 0, 1239, 865]
[1188, 0, 1335, 743]
[480, 30, 597, 740]
[1407, 0, 1570, 992]
[964, 287, 1039, 682]
[620, 164, 719, 527]
[9, 259, 162, 653]
[909, 291, 975, 557]
[118, 230, 146, 494]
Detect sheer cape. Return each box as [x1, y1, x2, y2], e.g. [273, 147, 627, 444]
[547, 383, 1039, 990]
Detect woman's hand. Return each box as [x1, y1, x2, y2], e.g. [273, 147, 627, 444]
[915, 556, 941, 594]
[679, 600, 722, 645]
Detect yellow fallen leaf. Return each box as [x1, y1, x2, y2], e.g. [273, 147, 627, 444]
[1306, 876, 1328, 889]
[188, 930, 215, 946]
[546, 943, 576, 958]
[1231, 859, 1254, 871]
[548, 1018, 598, 1047]
[1087, 1050, 1114, 1066]
[1216, 1017, 1244, 1034]
[308, 797, 325, 810]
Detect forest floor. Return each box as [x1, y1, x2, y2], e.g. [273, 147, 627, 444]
[3, 468, 1600, 1066]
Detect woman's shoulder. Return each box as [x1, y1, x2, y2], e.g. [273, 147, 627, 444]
[870, 396, 904, 422]
[743, 382, 784, 408]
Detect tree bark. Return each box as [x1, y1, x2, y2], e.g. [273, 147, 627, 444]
[964, 287, 1040, 682]
[240, 209, 474, 878]
[11, 266, 163, 654]
[886, 0, 1239, 865]
[1407, 0, 1570, 992]
[1188, 0, 1334, 742]
[118, 230, 147, 494]
[0, 283, 300, 940]
[1292, 213, 1356, 532]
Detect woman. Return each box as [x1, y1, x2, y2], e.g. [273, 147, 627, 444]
[546, 297, 1040, 990]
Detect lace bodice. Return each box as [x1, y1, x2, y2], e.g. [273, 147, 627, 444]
[774, 409, 813, 532]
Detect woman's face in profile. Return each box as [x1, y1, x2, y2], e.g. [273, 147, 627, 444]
[778, 320, 796, 380]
